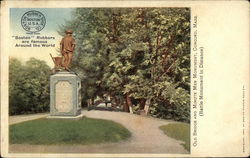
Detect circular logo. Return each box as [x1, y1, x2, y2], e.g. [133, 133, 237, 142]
[21, 10, 46, 33]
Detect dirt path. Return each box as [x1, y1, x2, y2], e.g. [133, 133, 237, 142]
[9, 113, 49, 125]
[9, 110, 188, 154]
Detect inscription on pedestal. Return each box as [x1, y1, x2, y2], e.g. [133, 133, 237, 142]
[55, 81, 72, 112]
[50, 71, 81, 117]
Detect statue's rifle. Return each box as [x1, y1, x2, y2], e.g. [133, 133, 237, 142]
[50, 53, 56, 65]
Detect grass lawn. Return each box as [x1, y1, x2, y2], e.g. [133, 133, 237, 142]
[10, 117, 131, 145]
[159, 123, 190, 151]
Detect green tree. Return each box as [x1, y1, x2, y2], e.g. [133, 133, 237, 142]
[60, 8, 190, 122]
[9, 57, 51, 115]
[58, 9, 112, 105]
[9, 58, 26, 115]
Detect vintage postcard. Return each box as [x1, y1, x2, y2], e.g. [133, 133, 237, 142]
[1, 0, 249, 157]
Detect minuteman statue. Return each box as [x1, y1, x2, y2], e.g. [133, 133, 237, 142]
[60, 30, 76, 71]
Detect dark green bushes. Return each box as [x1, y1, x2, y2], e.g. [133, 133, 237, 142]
[9, 58, 50, 115]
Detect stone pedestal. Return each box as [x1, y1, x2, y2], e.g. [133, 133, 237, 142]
[50, 71, 81, 117]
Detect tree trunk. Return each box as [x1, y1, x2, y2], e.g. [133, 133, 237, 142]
[114, 96, 118, 107]
[123, 96, 129, 112]
[144, 99, 151, 115]
[139, 98, 146, 110]
[87, 99, 92, 110]
[127, 95, 133, 113]
[126, 94, 133, 109]
[87, 99, 90, 108]
[123, 94, 132, 113]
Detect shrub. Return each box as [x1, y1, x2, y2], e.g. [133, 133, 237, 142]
[9, 58, 51, 115]
[150, 87, 190, 123]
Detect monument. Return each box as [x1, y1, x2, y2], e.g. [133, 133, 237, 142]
[49, 30, 82, 118]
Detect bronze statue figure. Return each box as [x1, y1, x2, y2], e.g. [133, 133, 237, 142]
[60, 30, 76, 71]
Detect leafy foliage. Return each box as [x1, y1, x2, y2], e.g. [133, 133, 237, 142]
[9, 58, 50, 115]
[60, 8, 190, 122]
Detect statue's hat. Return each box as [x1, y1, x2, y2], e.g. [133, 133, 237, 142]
[65, 30, 73, 34]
